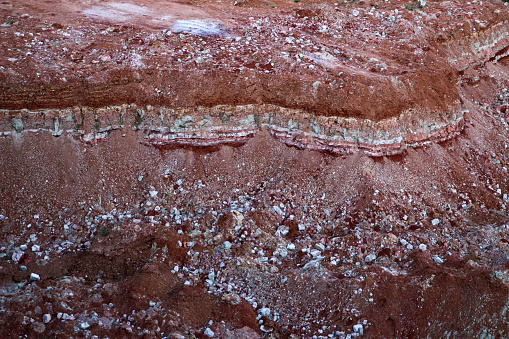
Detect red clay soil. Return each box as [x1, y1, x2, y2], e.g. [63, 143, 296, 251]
[1, 0, 509, 338]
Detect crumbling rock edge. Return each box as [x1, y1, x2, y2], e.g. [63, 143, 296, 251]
[0, 103, 466, 157]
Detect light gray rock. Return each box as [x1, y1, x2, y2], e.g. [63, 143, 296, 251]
[364, 254, 377, 263]
[258, 307, 271, 317]
[433, 255, 444, 264]
[42, 314, 51, 324]
[204, 327, 215, 337]
[353, 324, 363, 335]
[11, 118, 23, 132]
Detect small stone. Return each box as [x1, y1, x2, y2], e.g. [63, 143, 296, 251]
[364, 254, 376, 263]
[315, 243, 326, 251]
[80, 322, 90, 329]
[258, 307, 271, 317]
[42, 314, 51, 324]
[204, 327, 215, 337]
[30, 273, 40, 281]
[11, 118, 23, 132]
[31, 322, 45, 334]
[19, 265, 27, 271]
[431, 219, 440, 226]
[433, 255, 444, 264]
[12, 252, 23, 262]
[310, 249, 321, 257]
[260, 325, 274, 333]
[223, 241, 232, 250]
[418, 244, 427, 251]
[353, 324, 363, 335]
[19, 244, 27, 250]
[221, 292, 242, 305]
[32, 244, 40, 252]
[273, 205, 284, 216]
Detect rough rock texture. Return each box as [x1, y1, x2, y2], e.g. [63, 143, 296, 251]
[1, 0, 509, 338]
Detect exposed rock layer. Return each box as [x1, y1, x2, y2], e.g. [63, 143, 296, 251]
[1, 103, 466, 156]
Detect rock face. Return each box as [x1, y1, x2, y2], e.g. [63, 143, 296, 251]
[0, 103, 467, 156]
[1, 0, 509, 338]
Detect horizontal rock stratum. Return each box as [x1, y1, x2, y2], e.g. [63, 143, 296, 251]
[1, 103, 466, 156]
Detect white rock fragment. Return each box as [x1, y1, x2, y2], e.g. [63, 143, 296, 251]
[30, 273, 40, 281]
[31, 244, 40, 252]
[204, 327, 215, 337]
[353, 324, 364, 335]
[431, 218, 440, 226]
[80, 322, 90, 329]
[287, 243, 296, 251]
[258, 307, 271, 317]
[302, 259, 321, 271]
[42, 314, 51, 324]
[149, 190, 158, 198]
[310, 249, 322, 258]
[419, 244, 427, 251]
[315, 243, 326, 251]
[273, 205, 284, 216]
[364, 254, 376, 263]
[12, 252, 23, 262]
[223, 241, 232, 250]
[433, 255, 444, 264]
[276, 225, 289, 236]
[260, 325, 274, 333]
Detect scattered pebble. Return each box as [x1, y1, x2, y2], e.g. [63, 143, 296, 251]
[204, 327, 215, 337]
[364, 254, 377, 263]
[42, 314, 51, 324]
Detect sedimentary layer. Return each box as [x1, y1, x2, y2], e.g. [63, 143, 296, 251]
[1, 103, 466, 156]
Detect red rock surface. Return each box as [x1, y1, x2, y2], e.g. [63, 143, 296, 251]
[1, 0, 509, 338]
